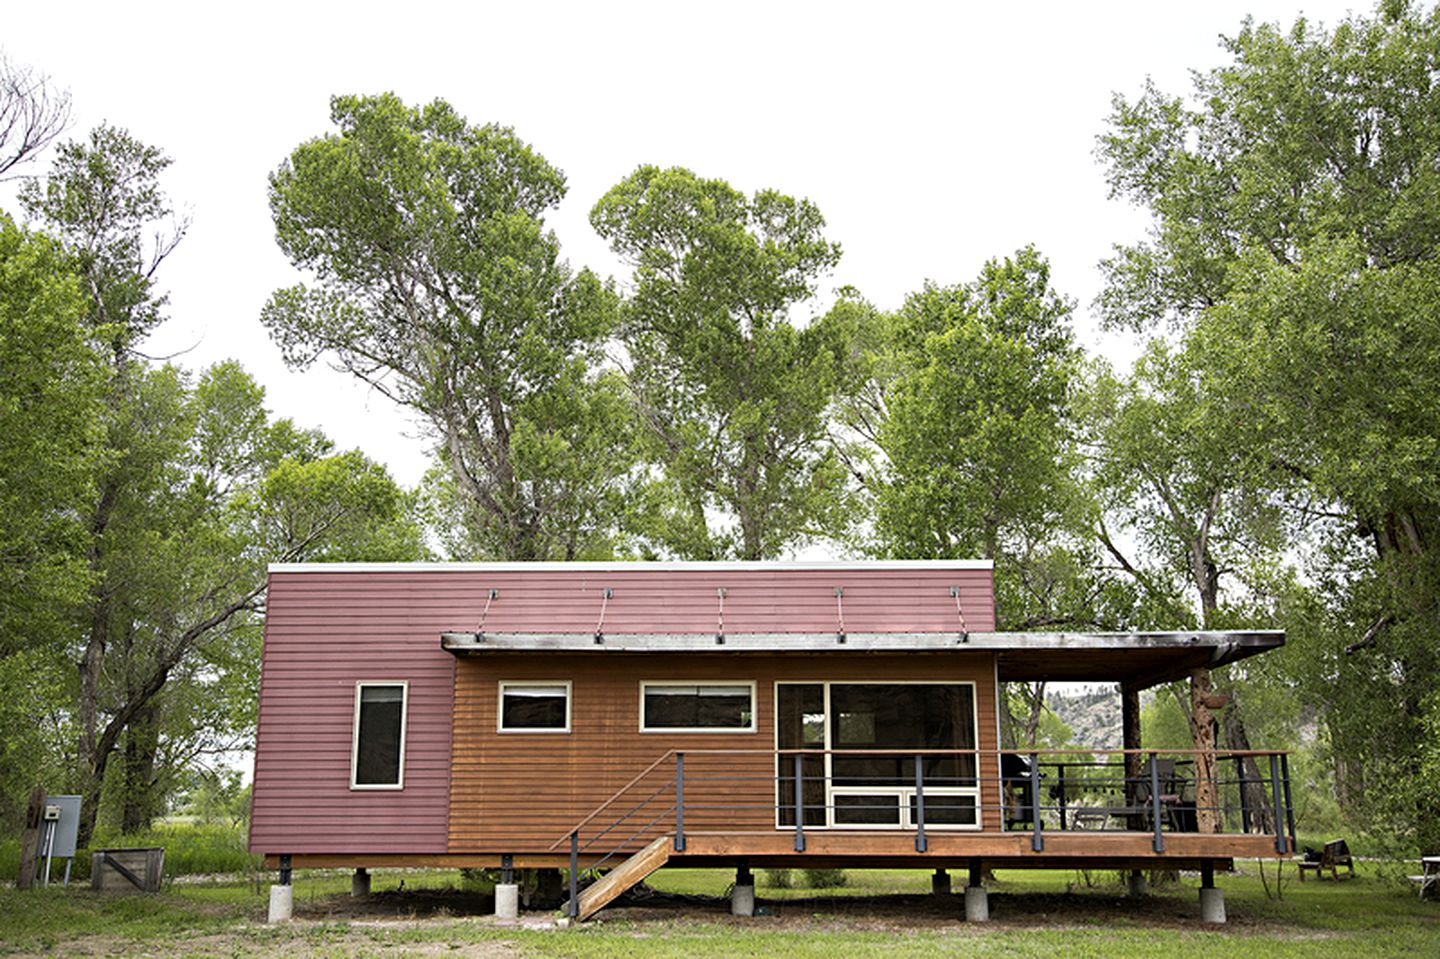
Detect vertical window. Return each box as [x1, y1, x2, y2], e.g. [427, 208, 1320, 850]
[499, 682, 571, 732]
[351, 682, 407, 789]
[641, 682, 755, 731]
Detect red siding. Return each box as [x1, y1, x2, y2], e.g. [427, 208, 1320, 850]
[248, 562, 993, 855]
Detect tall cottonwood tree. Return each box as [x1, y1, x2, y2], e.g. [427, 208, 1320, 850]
[19, 125, 424, 843]
[1099, 1, 1440, 845]
[265, 93, 636, 561]
[865, 249, 1115, 627]
[591, 165, 856, 559]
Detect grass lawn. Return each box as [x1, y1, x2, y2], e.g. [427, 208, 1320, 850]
[1, 861, 1436, 957]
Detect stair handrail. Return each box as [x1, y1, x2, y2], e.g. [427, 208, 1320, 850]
[547, 749, 678, 851]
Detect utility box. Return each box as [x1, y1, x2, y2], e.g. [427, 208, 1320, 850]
[91, 848, 165, 893]
[46, 795, 81, 859]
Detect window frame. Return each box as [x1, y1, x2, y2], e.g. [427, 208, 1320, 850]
[349, 680, 409, 791]
[497, 680, 573, 734]
[773, 679, 982, 831]
[638, 680, 758, 734]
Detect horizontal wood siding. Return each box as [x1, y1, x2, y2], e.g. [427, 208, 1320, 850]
[449, 653, 1000, 853]
[248, 574, 456, 855]
[250, 562, 994, 857]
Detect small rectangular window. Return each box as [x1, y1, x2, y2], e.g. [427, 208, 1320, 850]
[499, 682, 571, 732]
[351, 682, 407, 789]
[641, 682, 755, 732]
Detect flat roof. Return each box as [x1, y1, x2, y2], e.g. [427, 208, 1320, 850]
[439, 629, 1284, 690]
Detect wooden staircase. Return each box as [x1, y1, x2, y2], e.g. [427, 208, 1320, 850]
[570, 836, 672, 921]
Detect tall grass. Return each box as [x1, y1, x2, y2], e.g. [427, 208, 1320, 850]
[1, 821, 259, 883]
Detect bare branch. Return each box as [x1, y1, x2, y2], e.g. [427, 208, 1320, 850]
[0, 52, 72, 179]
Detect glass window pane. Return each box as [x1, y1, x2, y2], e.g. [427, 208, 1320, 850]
[644, 684, 751, 729]
[833, 794, 901, 826]
[501, 685, 567, 729]
[355, 685, 404, 785]
[830, 684, 977, 786]
[910, 794, 978, 826]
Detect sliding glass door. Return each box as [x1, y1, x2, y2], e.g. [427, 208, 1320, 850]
[777, 682, 981, 830]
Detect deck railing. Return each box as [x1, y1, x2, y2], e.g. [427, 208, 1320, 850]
[552, 746, 1295, 916]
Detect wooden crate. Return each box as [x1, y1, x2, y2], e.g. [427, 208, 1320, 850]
[91, 847, 164, 893]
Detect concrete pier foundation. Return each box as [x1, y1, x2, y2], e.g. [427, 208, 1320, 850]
[495, 883, 520, 920]
[964, 885, 989, 922]
[1199, 887, 1226, 923]
[267, 884, 293, 923]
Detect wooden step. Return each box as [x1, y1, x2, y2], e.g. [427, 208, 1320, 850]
[573, 836, 672, 921]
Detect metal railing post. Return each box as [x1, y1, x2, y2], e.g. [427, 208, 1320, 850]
[914, 754, 927, 853]
[1029, 752, 1043, 852]
[674, 752, 686, 852]
[1280, 753, 1297, 851]
[568, 831, 579, 918]
[1269, 753, 1288, 854]
[793, 753, 807, 852]
[1150, 751, 1165, 853]
[1234, 755, 1250, 832]
[1057, 763, 1068, 830]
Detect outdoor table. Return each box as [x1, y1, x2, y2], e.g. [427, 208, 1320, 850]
[1418, 857, 1440, 900]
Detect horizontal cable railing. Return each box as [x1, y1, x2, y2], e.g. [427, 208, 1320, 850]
[550, 746, 1296, 915]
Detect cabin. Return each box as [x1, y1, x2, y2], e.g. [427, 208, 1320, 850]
[249, 560, 1292, 924]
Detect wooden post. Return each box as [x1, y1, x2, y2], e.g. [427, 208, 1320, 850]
[1190, 669, 1220, 833]
[17, 787, 46, 890]
[1121, 686, 1142, 831]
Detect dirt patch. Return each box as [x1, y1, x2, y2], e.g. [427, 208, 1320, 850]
[297, 886, 495, 920]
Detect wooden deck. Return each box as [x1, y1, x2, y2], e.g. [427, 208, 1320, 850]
[267, 829, 1276, 872]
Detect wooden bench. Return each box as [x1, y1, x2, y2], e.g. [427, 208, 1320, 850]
[1297, 839, 1354, 881]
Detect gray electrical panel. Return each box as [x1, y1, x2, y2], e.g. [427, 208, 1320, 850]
[46, 794, 81, 858]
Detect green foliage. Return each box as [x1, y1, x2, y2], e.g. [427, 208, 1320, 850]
[762, 867, 793, 888]
[19, 124, 184, 351]
[1099, 2, 1440, 848]
[592, 165, 856, 559]
[801, 867, 848, 888]
[265, 92, 634, 560]
[0, 214, 102, 659]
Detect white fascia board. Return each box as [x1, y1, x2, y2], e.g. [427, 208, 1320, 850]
[268, 559, 995, 574]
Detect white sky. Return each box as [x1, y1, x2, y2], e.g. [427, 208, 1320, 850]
[3, 0, 1364, 493]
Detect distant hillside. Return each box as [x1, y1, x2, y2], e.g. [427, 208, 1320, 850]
[1047, 686, 1122, 749]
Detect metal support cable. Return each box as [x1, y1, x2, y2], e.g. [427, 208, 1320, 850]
[716, 588, 726, 645]
[475, 588, 498, 635]
[594, 587, 613, 644]
[950, 585, 970, 641]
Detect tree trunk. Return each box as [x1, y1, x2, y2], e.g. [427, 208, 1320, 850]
[120, 702, 161, 833]
[1221, 695, 1273, 834]
[1190, 669, 1220, 833]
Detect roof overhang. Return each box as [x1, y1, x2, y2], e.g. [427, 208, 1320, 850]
[439, 629, 1283, 690]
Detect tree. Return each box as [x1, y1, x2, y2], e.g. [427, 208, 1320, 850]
[591, 165, 855, 559]
[1099, 1, 1440, 847]
[0, 51, 70, 178]
[16, 123, 427, 842]
[264, 93, 634, 561]
[0, 214, 103, 822]
[865, 249, 1109, 626]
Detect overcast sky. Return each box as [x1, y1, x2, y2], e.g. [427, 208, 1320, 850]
[4, 0, 1363, 494]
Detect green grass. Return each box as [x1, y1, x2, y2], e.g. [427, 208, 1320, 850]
[0, 821, 260, 883]
[1, 860, 1436, 957]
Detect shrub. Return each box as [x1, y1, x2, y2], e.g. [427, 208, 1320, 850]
[802, 867, 847, 888]
[762, 867, 793, 888]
